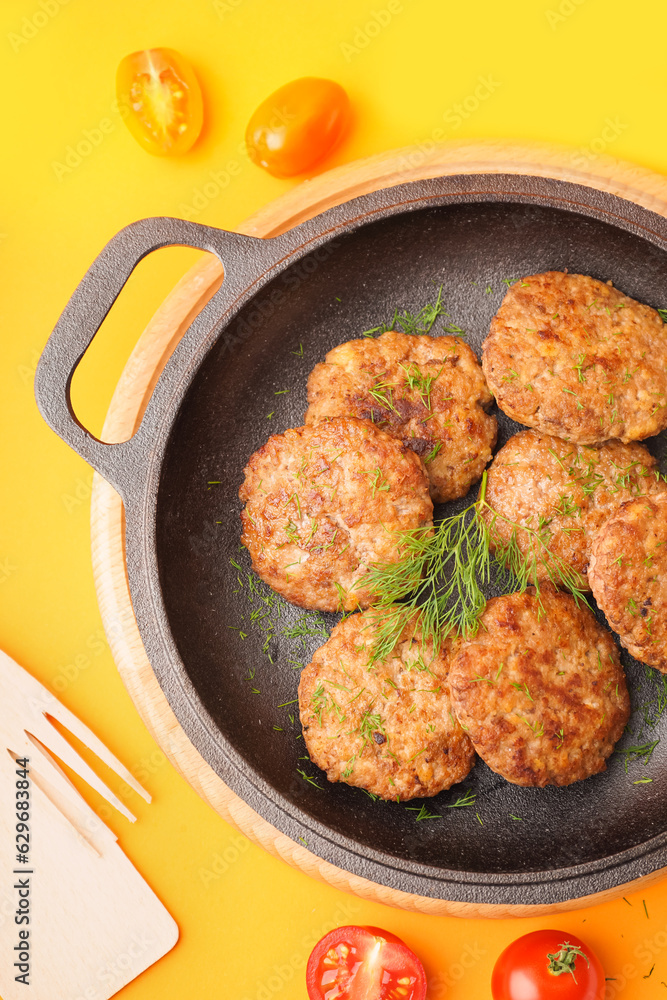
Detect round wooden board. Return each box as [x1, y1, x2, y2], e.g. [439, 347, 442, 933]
[91, 140, 667, 918]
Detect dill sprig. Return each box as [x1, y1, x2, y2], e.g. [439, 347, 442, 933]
[361, 285, 464, 338]
[405, 803, 441, 821]
[615, 740, 659, 773]
[636, 668, 667, 733]
[488, 508, 588, 603]
[399, 362, 443, 410]
[447, 788, 476, 808]
[363, 491, 490, 663]
[364, 472, 588, 662]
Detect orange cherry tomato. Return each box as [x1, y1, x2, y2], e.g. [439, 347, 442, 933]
[245, 77, 350, 178]
[116, 47, 203, 156]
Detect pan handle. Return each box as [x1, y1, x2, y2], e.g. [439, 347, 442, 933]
[35, 217, 282, 496]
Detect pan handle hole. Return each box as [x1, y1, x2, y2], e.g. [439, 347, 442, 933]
[70, 246, 222, 444]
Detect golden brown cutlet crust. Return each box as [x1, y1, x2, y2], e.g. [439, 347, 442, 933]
[239, 417, 432, 612]
[483, 429, 666, 589]
[482, 271, 667, 443]
[589, 493, 667, 672]
[299, 610, 474, 800]
[449, 589, 629, 787]
[305, 330, 496, 502]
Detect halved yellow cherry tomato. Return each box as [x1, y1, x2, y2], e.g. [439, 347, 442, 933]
[116, 47, 203, 156]
[245, 77, 350, 178]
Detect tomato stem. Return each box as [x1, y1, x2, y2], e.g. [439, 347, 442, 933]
[546, 942, 590, 982]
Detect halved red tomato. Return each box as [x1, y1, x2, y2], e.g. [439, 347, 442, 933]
[306, 925, 427, 1000]
[116, 47, 203, 156]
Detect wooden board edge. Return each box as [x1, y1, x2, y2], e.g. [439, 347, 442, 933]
[90, 140, 667, 916]
[239, 138, 667, 238]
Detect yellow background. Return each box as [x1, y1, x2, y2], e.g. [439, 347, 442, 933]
[2, 0, 667, 997]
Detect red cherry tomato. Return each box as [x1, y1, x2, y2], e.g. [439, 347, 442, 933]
[306, 925, 426, 1000]
[117, 47, 203, 156]
[492, 930, 605, 1000]
[245, 77, 350, 178]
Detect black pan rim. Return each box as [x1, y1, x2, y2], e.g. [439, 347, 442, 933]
[122, 173, 667, 905]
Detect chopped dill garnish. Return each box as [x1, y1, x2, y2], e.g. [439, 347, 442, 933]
[521, 717, 545, 737]
[297, 768, 322, 789]
[636, 670, 667, 733]
[360, 284, 465, 339]
[281, 613, 328, 647]
[362, 467, 391, 497]
[572, 353, 588, 383]
[406, 804, 441, 821]
[359, 710, 384, 744]
[368, 376, 398, 414]
[658, 308, 667, 323]
[442, 322, 466, 337]
[290, 343, 304, 356]
[399, 361, 444, 410]
[615, 739, 659, 773]
[361, 285, 446, 337]
[228, 562, 329, 670]
[341, 755, 357, 779]
[447, 788, 476, 808]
